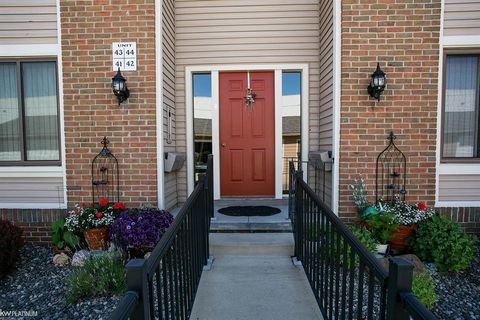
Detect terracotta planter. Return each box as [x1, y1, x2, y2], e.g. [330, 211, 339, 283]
[389, 225, 416, 254]
[83, 227, 109, 250]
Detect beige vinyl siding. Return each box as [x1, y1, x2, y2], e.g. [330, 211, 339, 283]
[438, 174, 480, 201]
[0, 176, 64, 205]
[175, 0, 323, 202]
[444, 0, 480, 36]
[0, 0, 58, 45]
[318, 0, 334, 207]
[163, 0, 177, 210]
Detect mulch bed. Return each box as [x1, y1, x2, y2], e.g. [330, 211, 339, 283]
[0, 245, 120, 320]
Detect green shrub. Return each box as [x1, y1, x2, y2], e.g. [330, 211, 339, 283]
[0, 220, 24, 279]
[365, 213, 399, 244]
[412, 271, 437, 310]
[65, 255, 126, 303]
[409, 215, 477, 272]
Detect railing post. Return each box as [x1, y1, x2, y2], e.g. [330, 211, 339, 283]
[125, 259, 150, 320]
[386, 257, 414, 320]
[294, 170, 304, 260]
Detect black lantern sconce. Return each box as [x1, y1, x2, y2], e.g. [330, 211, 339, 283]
[111, 68, 130, 105]
[367, 63, 386, 101]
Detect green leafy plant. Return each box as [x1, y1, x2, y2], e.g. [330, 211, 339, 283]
[350, 176, 369, 212]
[0, 220, 24, 279]
[350, 226, 378, 253]
[65, 254, 126, 303]
[365, 213, 399, 244]
[412, 271, 437, 310]
[51, 219, 79, 250]
[408, 215, 477, 272]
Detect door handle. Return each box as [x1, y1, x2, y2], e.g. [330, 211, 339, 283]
[221, 143, 227, 148]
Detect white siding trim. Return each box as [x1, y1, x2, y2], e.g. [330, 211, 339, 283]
[438, 164, 480, 175]
[56, 0, 67, 209]
[274, 70, 283, 198]
[332, 0, 341, 215]
[0, 203, 67, 209]
[0, 166, 63, 178]
[185, 64, 309, 199]
[435, 0, 445, 207]
[0, 44, 59, 57]
[443, 35, 480, 48]
[436, 200, 480, 207]
[156, 0, 165, 209]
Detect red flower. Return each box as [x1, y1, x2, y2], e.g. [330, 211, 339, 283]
[95, 212, 103, 218]
[113, 202, 125, 210]
[417, 202, 427, 211]
[99, 198, 108, 207]
[74, 210, 81, 216]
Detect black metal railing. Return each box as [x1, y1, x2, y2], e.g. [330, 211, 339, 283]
[289, 162, 436, 320]
[111, 155, 214, 320]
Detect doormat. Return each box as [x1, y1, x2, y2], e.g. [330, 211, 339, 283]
[218, 206, 281, 217]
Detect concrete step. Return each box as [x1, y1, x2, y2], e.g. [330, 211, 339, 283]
[209, 232, 294, 256]
[210, 221, 292, 232]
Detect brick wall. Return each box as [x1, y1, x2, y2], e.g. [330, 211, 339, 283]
[1, 209, 66, 244]
[60, 0, 158, 207]
[339, 0, 441, 220]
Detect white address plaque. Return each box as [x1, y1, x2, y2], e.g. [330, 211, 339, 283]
[112, 42, 137, 71]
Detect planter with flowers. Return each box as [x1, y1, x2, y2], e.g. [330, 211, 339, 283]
[377, 201, 434, 254]
[65, 198, 126, 250]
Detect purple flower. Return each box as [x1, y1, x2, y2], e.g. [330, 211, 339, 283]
[110, 208, 174, 257]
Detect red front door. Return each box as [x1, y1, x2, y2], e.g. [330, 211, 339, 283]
[219, 71, 275, 196]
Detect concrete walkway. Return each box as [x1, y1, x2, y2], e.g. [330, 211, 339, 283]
[190, 234, 323, 320]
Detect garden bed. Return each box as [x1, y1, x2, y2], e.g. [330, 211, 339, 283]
[0, 245, 120, 320]
[429, 244, 480, 320]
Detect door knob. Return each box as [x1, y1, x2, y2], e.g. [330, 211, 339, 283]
[221, 143, 227, 148]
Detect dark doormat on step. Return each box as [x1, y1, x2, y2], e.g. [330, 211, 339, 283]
[217, 206, 281, 217]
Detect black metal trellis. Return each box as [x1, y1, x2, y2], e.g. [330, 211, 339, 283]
[376, 132, 407, 203]
[92, 136, 120, 204]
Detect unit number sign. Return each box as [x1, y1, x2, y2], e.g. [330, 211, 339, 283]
[112, 42, 137, 71]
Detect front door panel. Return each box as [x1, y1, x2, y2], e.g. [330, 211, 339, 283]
[219, 71, 275, 196]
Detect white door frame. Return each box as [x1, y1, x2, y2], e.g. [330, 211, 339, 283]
[186, 64, 309, 200]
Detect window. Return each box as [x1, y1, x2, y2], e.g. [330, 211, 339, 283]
[0, 60, 60, 165]
[442, 54, 480, 160]
[193, 73, 212, 182]
[281, 71, 301, 193]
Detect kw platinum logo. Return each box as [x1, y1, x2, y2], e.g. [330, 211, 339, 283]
[0, 309, 38, 318]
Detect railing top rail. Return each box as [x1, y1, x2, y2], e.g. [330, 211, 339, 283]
[145, 179, 204, 278]
[297, 176, 389, 281]
[109, 291, 139, 320]
[400, 292, 437, 320]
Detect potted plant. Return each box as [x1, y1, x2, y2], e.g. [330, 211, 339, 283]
[350, 176, 378, 220]
[365, 213, 399, 256]
[65, 198, 125, 251]
[110, 207, 173, 258]
[51, 218, 79, 254]
[377, 201, 434, 254]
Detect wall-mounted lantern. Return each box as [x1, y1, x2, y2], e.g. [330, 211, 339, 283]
[367, 63, 386, 101]
[111, 68, 130, 105]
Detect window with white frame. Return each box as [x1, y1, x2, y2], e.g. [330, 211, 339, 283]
[442, 54, 480, 160]
[0, 60, 60, 165]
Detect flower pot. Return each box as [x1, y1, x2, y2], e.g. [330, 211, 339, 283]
[389, 225, 416, 254]
[83, 227, 109, 250]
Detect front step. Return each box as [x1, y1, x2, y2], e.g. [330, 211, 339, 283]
[210, 221, 292, 232]
[210, 232, 294, 256]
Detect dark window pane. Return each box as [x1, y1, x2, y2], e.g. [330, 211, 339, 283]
[0, 63, 21, 161]
[22, 62, 59, 161]
[193, 73, 212, 182]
